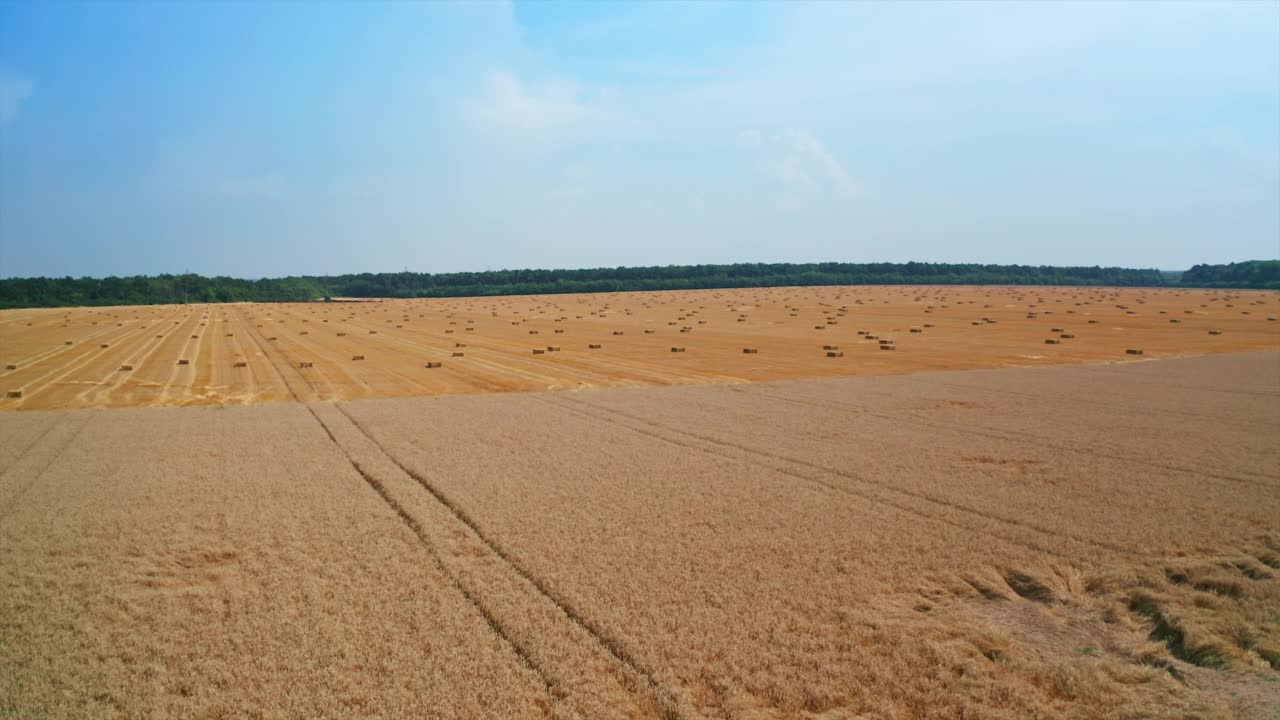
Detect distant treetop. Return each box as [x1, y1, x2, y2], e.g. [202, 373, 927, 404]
[1, 260, 1274, 309]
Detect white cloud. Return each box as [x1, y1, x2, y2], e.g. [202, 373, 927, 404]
[0, 68, 35, 124]
[741, 128, 858, 196]
[463, 70, 586, 131]
[784, 129, 857, 195]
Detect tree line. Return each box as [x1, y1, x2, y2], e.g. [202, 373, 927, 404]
[0, 260, 1273, 309]
[1178, 260, 1280, 290]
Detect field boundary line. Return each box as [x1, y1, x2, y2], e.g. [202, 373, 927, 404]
[332, 401, 690, 720]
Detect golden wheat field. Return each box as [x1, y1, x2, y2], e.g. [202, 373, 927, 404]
[1, 286, 1277, 410]
[1, 287, 1279, 720]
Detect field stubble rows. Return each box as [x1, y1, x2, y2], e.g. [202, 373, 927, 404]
[1, 285, 1277, 410]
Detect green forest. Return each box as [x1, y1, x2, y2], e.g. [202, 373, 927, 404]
[0, 260, 1275, 309]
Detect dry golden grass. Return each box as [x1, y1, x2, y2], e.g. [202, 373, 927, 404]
[1, 285, 1277, 410]
[2, 352, 1277, 718]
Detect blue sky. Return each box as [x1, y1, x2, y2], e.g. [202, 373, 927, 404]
[0, 1, 1277, 279]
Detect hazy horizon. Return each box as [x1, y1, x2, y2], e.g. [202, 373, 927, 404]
[0, 259, 1259, 284]
[2, 1, 1277, 279]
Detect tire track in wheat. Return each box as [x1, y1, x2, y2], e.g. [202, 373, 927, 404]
[737, 385, 1278, 490]
[538, 393, 1135, 562]
[332, 402, 691, 720]
[0, 413, 94, 523]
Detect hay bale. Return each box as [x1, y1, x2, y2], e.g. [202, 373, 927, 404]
[1044, 339, 1060, 344]
[446, 329, 454, 333]
[299, 361, 314, 368]
[826, 351, 843, 358]
[671, 347, 686, 352]
[234, 361, 248, 368]
[6, 390, 21, 398]
[1208, 330, 1222, 335]
[455, 342, 466, 347]
[742, 348, 758, 354]
[1051, 327, 1064, 332]
[425, 361, 443, 368]
[644, 329, 655, 334]
[1087, 320, 1098, 324]
[268, 336, 277, 341]
[823, 345, 839, 350]
[1125, 349, 1143, 355]
[65, 341, 73, 345]
[101, 343, 110, 348]
[532, 349, 545, 355]
[337, 332, 347, 336]
[910, 327, 922, 333]
[1060, 333, 1075, 339]
[119, 365, 133, 371]
[452, 351, 465, 357]
[4, 364, 14, 370]
[814, 325, 826, 330]
[465, 327, 474, 331]
[613, 331, 624, 335]
[880, 344, 896, 351]
[924, 323, 935, 328]
[177, 359, 189, 365]
[588, 344, 602, 349]
[554, 329, 564, 334]
[351, 355, 365, 361]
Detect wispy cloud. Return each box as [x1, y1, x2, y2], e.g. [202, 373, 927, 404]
[462, 71, 586, 132]
[741, 128, 858, 197]
[0, 68, 34, 125]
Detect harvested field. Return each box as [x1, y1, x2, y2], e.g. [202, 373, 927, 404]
[1, 286, 1276, 410]
[2, 352, 1278, 719]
